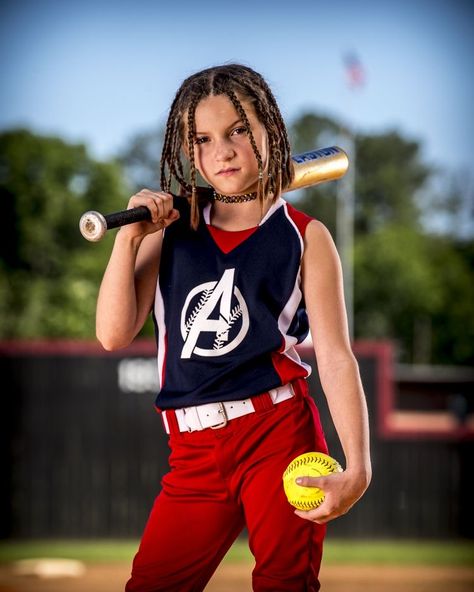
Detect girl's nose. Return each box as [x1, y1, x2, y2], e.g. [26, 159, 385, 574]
[215, 138, 235, 161]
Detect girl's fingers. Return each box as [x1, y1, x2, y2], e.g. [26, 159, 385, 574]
[128, 190, 174, 225]
[162, 208, 180, 227]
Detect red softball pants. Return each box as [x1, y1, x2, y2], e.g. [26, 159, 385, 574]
[125, 379, 328, 592]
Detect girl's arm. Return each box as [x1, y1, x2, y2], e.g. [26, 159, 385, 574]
[297, 219, 372, 523]
[96, 190, 179, 351]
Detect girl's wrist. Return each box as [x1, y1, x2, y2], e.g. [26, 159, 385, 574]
[344, 464, 372, 488]
[115, 227, 146, 251]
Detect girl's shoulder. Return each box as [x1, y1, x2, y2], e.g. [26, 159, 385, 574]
[303, 217, 338, 263]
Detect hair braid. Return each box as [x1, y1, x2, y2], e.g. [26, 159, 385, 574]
[185, 95, 201, 228]
[161, 123, 178, 192]
[171, 127, 191, 192]
[160, 92, 183, 193]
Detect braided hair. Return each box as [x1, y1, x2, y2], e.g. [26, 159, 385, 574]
[160, 64, 294, 229]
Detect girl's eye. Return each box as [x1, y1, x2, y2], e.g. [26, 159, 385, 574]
[195, 136, 208, 145]
[232, 127, 248, 136]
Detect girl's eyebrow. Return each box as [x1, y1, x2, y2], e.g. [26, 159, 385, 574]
[195, 118, 244, 135]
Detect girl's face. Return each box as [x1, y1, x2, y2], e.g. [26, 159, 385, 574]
[190, 94, 268, 196]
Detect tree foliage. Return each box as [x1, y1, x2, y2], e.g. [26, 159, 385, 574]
[0, 129, 128, 338]
[117, 127, 163, 193]
[288, 113, 342, 236]
[354, 226, 473, 364]
[355, 132, 430, 233]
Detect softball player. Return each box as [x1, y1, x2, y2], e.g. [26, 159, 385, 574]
[96, 63, 372, 592]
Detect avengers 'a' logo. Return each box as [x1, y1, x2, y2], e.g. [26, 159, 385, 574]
[180, 268, 249, 359]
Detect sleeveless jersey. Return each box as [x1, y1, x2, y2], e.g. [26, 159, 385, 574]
[153, 196, 314, 410]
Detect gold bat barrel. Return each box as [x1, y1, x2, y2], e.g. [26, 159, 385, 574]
[290, 146, 349, 191]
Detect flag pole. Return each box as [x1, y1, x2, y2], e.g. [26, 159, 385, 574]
[338, 51, 365, 342]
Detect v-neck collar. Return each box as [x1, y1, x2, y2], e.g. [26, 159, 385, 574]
[202, 198, 285, 255]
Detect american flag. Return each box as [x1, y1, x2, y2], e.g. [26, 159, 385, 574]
[344, 52, 366, 89]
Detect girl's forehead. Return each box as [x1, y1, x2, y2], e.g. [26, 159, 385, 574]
[193, 94, 255, 126]
[197, 94, 243, 114]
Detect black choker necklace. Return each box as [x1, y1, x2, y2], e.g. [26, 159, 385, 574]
[213, 191, 258, 204]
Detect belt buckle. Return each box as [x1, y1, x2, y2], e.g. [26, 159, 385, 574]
[210, 402, 228, 429]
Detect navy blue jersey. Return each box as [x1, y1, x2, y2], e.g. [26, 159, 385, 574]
[153, 196, 313, 410]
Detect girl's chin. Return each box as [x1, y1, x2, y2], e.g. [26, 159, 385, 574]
[206, 174, 258, 196]
[211, 183, 259, 196]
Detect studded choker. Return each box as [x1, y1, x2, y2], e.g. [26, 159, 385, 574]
[213, 191, 258, 204]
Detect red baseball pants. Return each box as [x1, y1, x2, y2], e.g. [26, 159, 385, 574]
[126, 379, 328, 592]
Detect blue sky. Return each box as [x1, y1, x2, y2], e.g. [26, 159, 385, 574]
[1, 0, 473, 188]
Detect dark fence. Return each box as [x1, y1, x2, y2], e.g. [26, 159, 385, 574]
[1, 340, 473, 540]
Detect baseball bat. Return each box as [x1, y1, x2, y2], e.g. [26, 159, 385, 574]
[79, 146, 348, 241]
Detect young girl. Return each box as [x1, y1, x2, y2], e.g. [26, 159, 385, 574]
[96, 63, 371, 592]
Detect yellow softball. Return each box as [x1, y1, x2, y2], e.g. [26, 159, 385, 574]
[282, 452, 343, 511]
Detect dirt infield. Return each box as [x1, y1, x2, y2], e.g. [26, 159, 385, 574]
[1, 562, 474, 592]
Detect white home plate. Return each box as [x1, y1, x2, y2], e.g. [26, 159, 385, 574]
[13, 558, 86, 578]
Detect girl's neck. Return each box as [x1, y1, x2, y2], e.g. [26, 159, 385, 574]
[210, 198, 274, 231]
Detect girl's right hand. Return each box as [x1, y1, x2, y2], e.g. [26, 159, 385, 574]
[120, 189, 180, 239]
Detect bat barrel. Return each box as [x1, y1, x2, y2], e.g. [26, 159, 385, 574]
[290, 146, 348, 190]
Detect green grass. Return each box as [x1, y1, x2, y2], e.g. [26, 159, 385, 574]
[322, 539, 474, 567]
[0, 539, 473, 567]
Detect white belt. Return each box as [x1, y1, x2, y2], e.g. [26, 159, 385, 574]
[162, 384, 294, 434]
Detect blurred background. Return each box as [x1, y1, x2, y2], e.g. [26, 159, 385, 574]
[0, 0, 473, 563]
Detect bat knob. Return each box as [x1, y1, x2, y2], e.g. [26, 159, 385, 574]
[79, 210, 107, 242]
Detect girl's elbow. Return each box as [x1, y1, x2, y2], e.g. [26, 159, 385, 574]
[97, 338, 121, 352]
[96, 329, 132, 351]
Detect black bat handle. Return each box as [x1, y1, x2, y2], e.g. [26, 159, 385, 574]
[79, 206, 152, 242]
[105, 206, 151, 229]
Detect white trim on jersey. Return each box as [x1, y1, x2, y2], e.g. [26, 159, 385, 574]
[202, 203, 212, 224]
[259, 197, 284, 225]
[154, 278, 167, 390]
[282, 200, 304, 254]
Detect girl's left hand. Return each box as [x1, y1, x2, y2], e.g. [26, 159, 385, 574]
[293, 468, 370, 524]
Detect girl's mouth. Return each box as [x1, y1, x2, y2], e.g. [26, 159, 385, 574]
[217, 168, 240, 176]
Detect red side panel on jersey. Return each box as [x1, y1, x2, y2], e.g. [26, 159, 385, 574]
[285, 203, 314, 236]
[270, 202, 314, 385]
[271, 350, 310, 384]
